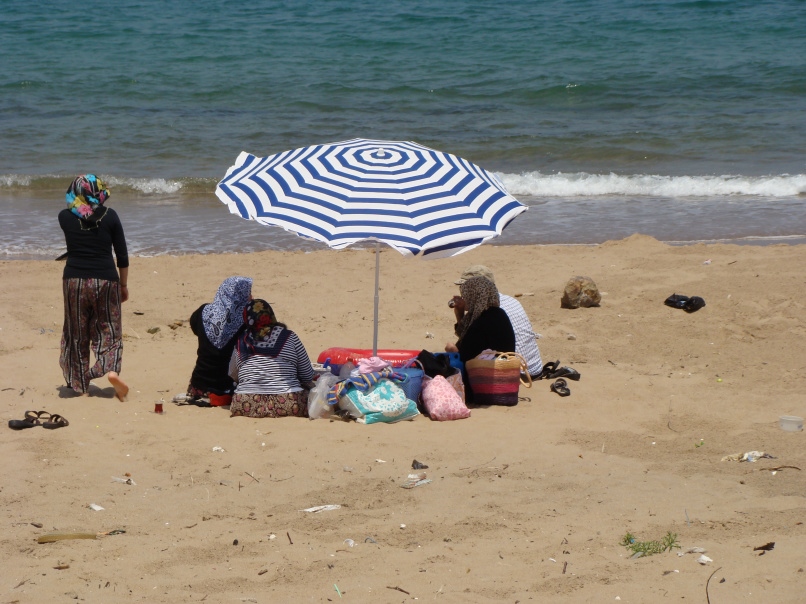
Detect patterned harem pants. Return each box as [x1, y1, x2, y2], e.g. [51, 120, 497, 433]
[60, 278, 123, 394]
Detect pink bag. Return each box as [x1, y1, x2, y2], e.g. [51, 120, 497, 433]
[421, 375, 470, 421]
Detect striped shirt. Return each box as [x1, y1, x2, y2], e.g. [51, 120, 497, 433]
[229, 329, 315, 395]
[499, 294, 543, 376]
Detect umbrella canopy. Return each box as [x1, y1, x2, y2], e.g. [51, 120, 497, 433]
[215, 138, 527, 351]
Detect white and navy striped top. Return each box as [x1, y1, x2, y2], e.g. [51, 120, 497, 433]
[229, 329, 315, 395]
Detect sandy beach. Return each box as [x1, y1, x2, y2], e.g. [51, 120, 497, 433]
[2, 235, 805, 603]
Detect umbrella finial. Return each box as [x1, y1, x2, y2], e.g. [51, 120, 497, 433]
[375, 148, 386, 158]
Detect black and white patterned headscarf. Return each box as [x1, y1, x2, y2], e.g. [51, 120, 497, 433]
[201, 276, 253, 348]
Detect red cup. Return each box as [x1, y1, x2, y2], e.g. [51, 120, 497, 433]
[154, 402, 164, 414]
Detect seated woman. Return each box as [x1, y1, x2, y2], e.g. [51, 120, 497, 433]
[186, 276, 253, 406]
[229, 299, 315, 418]
[445, 276, 515, 403]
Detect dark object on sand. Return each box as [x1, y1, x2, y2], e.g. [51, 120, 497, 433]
[753, 542, 775, 552]
[42, 414, 69, 429]
[665, 293, 706, 313]
[8, 410, 48, 430]
[550, 378, 570, 397]
[547, 366, 581, 381]
[412, 459, 429, 470]
[536, 360, 559, 380]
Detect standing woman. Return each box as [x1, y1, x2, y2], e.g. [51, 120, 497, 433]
[58, 174, 129, 400]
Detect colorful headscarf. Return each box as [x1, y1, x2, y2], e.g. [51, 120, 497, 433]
[65, 174, 110, 219]
[201, 276, 253, 349]
[455, 276, 500, 340]
[237, 298, 290, 357]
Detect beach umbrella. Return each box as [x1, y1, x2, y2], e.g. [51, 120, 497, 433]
[215, 138, 526, 353]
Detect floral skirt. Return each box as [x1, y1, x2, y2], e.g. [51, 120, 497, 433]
[60, 277, 123, 394]
[230, 391, 309, 418]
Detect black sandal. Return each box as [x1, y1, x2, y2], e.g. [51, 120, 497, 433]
[537, 360, 560, 380]
[42, 414, 69, 429]
[547, 366, 581, 381]
[550, 378, 570, 397]
[8, 410, 49, 430]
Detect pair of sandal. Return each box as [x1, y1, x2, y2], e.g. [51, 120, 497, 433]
[8, 410, 69, 430]
[536, 360, 580, 398]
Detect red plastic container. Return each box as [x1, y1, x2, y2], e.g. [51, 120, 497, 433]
[317, 347, 420, 374]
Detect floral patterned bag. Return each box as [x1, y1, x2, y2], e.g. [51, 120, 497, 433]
[338, 378, 420, 424]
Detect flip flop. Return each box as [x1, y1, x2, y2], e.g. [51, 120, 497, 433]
[537, 360, 560, 380]
[8, 410, 49, 430]
[550, 378, 570, 397]
[42, 414, 69, 429]
[547, 366, 581, 381]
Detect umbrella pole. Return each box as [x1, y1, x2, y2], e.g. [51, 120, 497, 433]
[373, 241, 380, 356]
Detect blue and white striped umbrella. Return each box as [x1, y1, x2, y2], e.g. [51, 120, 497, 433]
[215, 138, 526, 259]
[216, 138, 527, 352]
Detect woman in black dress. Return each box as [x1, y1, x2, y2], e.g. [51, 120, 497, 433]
[186, 276, 253, 406]
[445, 276, 515, 402]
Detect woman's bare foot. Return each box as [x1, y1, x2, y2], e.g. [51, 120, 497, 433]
[107, 372, 129, 402]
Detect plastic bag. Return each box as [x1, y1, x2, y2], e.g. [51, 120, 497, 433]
[339, 362, 357, 378]
[308, 373, 342, 419]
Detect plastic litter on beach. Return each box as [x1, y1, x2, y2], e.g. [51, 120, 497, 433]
[696, 554, 713, 565]
[401, 472, 431, 489]
[212, 446, 226, 453]
[88, 503, 104, 511]
[721, 450, 776, 462]
[300, 504, 341, 513]
[678, 547, 707, 556]
[111, 476, 136, 485]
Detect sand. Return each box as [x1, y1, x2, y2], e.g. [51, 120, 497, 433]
[2, 234, 805, 603]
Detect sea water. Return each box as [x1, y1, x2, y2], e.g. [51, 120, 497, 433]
[2, 0, 805, 258]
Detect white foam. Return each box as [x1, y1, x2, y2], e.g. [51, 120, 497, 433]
[105, 177, 184, 195]
[499, 172, 806, 198]
[0, 174, 33, 187]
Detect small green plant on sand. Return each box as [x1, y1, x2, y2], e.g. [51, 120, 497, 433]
[620, 531, 681, 557]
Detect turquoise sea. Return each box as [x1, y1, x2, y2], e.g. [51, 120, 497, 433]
[2, 0, 805, 258]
